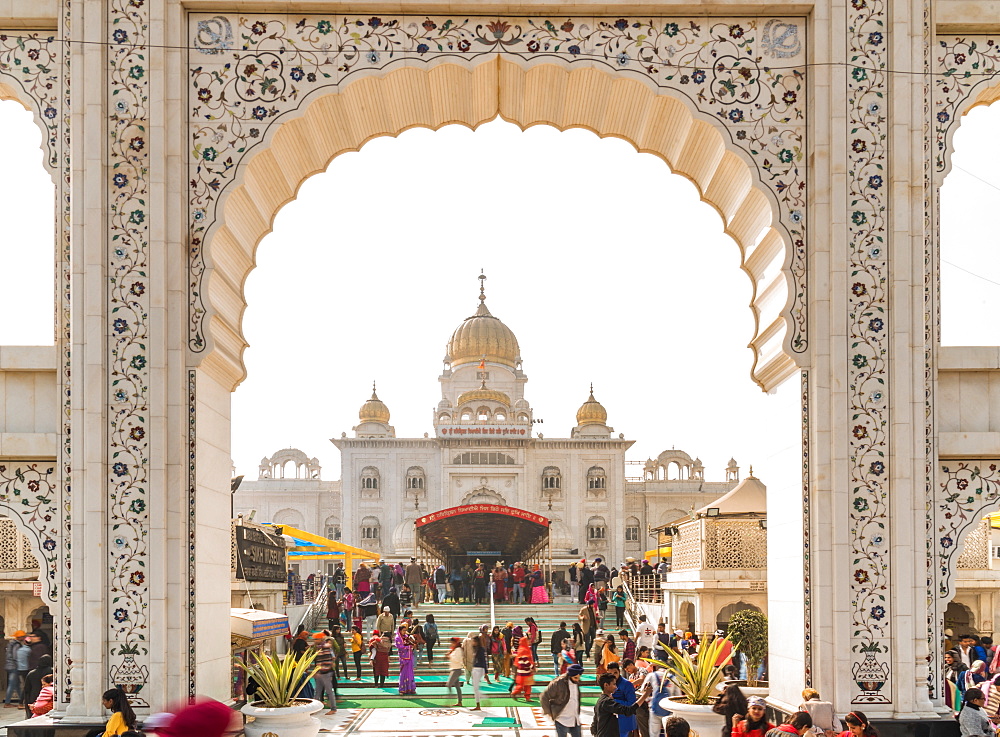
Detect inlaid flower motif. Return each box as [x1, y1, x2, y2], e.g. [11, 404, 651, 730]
[782, 90, 797, 104]
[130, 499, 145, 514]
[250, 21, 267, 35]
[130, 355, 146, 370]
[867, 175, 882, 189]
[417, 43, 429, 54]
[129, 137, 144, 152]
[113, 536, 126, 548]
[561, 21, 574, 32]
[130, 571, 145, 586]
[692, 69, 706, 83]
[113, 173, 128, 188]
[202, 147, 217, 161]
[197, 88, 212, 102]
[368, 17, 383, 28]
[851, 139, 868, 153]
[28, 480, 40, 492]
[113, 608, 129, 623]
[867, 32, 883, 45]
[42, 539, 56, 551]
[112, 462, 128, 477]
[664, 22, 680, 36]
[778, 149, 794, 164]
[614, 18, 629, 30]
[851, 67, 868, 82]
[567, 44, 580, 55]
[112, 29, 128, 43]
[43, 107, 56, 119]
[129, 427, 145, 441]
[729, 24, 744, 38]
[851, 282, 867, 296]
[458, 39, 472, 52]
[852, 354, 869, 369]
[485, 21, 510, 39]
[854, 569, 870, 584]
[853, 425, 869, 439]
[114, 390, 128, 402]
[870, 605, 885, 620]
[113, 318, 128, 334]
[954, 53, 966, 65]
[317, 20, 332, 34]
[129, 281, 145, 296]
[290, 66, 304, 81]
[869, 460, 885, 475]
[941, 535, 954, 549]
[736, 130, 747, 140]
[937, 111, 950, 123]
[128, 65, 144, 80]
[854, 497, 870, 512]
[868, 318, 884, 332]
[956, 478, 969, 490]
[727, 108, 744, 123]
[423, 19, 437, 31]
[527, 40, 540, 53]
[251, 106, 267, 120]
[851, 211, 867, 225]
[617, 52, 630, 66]
[851, 0, 867, 9]
[129, 210, 145, 225]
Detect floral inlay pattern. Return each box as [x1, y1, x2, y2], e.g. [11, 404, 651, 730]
[802, 370, 813, 687]
[187, 371, 197, 698]
[0, 464, 58, 600]
[107, 0, 150, 708]
[936, 463, 1000, 598]
[846, 0, 891, 706]
[0, 32, 60, 172]
[187, 14, 808, 357]
[934, 36, 1000, 173]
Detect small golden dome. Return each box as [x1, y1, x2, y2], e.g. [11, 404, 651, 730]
[576, 384, 608, 426]
[458, 381, 512, 407]
[359, 383, 390, 424]
[446, 274, 520, 369]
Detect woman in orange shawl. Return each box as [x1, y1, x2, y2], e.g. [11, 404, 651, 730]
[511, 633, 536, 702]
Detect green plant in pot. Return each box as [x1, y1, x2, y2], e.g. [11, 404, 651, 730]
[238, 649, 319, 707]
[643, 635, 734, 704]
[727, 610, 768, 687]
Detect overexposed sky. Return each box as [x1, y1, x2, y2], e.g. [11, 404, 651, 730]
[0, 99, 998, 501]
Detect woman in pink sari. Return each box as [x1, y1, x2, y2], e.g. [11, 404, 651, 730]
[395, 625, 417, 695]
[584, 583, 599, 618]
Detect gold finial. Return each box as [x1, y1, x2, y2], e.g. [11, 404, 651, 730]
[371, 381, 378, 398]
[479, 270, 487, 304]
[589, 382, 594, 397]
[749, 465, 754, 477]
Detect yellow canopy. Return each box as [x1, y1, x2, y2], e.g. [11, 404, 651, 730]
[645, 546, 672, 559]
[265, 524, 380, 588]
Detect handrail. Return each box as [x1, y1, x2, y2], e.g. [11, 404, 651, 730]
[619, 576, 640, 633]
[294, 574, 329, 633]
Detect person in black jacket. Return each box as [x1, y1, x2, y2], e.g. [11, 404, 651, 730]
[550, 622, 569, 677]
[21, 654, 51, 719]
[578, 566, 594, 604]
[592, 673, 646, 737]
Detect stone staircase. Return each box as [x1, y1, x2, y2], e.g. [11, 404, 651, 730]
[335, 602, 595, 694]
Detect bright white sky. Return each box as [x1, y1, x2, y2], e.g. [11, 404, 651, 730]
[0, 99, 997, 502]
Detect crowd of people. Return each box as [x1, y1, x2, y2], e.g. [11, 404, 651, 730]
[941, 630, 1000, 735]
[3, 628, 54, 718]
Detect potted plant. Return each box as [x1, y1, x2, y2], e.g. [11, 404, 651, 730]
[725, 610, 769, 694]
[644, 635, 733, 737]
[238, 649, 324, 737]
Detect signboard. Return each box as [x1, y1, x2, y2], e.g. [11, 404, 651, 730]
[235, 525, 287, 583]
[438, 426, 528, 437]
[417, 504, 549, 528]
[32, 582, 42, 597]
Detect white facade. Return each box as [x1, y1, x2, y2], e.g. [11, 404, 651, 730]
[236, 282, 740, 565]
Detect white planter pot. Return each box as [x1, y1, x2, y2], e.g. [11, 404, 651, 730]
[242, 699, 323, 737]
[717, 680, 770, 699]
[666, 697, 724, 737]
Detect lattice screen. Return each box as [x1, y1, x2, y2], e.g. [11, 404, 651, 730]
[0, 517, 39, 570]
[670, 521, 703, 571]
[957, 520, 991, 570]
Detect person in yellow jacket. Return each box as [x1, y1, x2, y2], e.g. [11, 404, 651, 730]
[101, 687, 137, 736]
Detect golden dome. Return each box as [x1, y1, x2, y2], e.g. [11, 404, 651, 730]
[446, 274, 520, 369]
[576, 384, 608, 426]
[359, 383, 390, 424]
[458, 381, 511, 407]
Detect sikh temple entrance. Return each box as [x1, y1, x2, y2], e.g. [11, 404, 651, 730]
[415, 505, 552, 578]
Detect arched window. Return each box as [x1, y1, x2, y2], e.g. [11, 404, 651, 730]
[542, 466, 561, 490]
[517, 413, 529, 422]
[587, 466, 607, 490]
[495, 411, 506, 421]
[588, 516, 607, 540]
[461, 411, 472, 421]
[324, 516, 342, 541]
[477, 406, 491, 421]
[360, 466, 380, 491]
[406, 466, 425, 490]
[360, 516, 380, 540]
[625, 516, 641, 543]
[439, 413, 451, 423]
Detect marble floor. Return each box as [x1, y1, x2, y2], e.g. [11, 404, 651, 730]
[313, 704, 593, 735]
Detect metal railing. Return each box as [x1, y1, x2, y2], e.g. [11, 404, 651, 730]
[623, 573, 663, 604]
[292, 574, 330, 633]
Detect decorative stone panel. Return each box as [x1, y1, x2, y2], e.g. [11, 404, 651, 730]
[187, 13, 808, 391]
[955, 520, 990, 570]
[0, 518, 39, 571]
[703, 520, 767, 569]
[669, 522, 702, 571]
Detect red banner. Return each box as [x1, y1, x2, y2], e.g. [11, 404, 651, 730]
[438, 426, 528, 436]
[416, 504, 549, 528]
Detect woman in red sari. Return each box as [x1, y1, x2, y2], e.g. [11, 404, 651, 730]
[367, 629, 391, 687]
[511, 635, 536, 702]
[493, 566, 508, 602]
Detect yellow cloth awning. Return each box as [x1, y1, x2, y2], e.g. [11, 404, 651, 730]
[264, 524, 380, 587]
[645, 546, 672, 559]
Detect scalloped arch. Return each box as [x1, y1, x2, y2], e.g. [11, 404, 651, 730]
[199, 57, 799, 391]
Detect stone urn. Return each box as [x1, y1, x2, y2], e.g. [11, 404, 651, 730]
[666, 697, 723, 737]
[241, 698, 323, 737]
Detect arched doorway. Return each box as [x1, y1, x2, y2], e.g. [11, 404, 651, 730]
[415, 504, 550, 571]
[717, 601, 762, 631]
[945, 601, 976, 637]
[679, 602, 696, 633]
